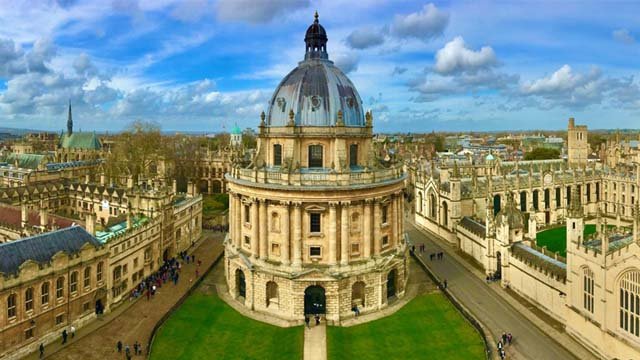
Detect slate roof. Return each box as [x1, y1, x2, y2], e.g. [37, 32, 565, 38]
[459, 216, 486, 238]
[59, 132, 102, 150]
[0, 226, 102, 275]
[0, 153, 48, 169]
[511, 242, 566, 280]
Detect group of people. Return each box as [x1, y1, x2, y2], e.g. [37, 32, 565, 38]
[409, 243, 445, 261]
[128, 251, 202, 302]
[117, 340, 144, 359]
[304, 314, 322, 328]
[496, 331, 514, 359]
[429, 252, 444, 260]
[38, 326, 77, 358]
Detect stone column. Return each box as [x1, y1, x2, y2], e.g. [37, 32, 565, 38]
[235, 195, 242, 248]
[340, 201, 350, 266]
[228, 192, 234, 244]
[363, 200, 372, 259]
[251, 199, 259, 258]
[374, 199, 382, 256]
[392, 194, 398, 247]
[292, 203, 302, 267]
[281, 202, 291, 265]
[328, 202, 337, 266]
[259, 200, 268, 260]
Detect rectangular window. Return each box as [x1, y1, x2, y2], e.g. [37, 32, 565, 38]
[244, 204, 250, 223]
[56, 278, 64, 299]
[25, 328, 34, 340]
[7, 295, 16, 318]
[134, 257, 139, 268]
[555, 187, 561, 207]
[382, 235, 389, 246]
[309, 246, 321, 257]
[41, 284, 49, 306]
[97, 262, 103, 283]
[351, 243, 360, 255]
[55, 314, 64, 325]
[273, 144, 282, 166]
[271, 243, 280, 257]
[349, 144, 358, 167]
[70, 272, 78, 294]
[310, 213, 321, 233]
[83, 302, 90, 312]
[244, 235, 251, 245]
[308, 145, 323, 168]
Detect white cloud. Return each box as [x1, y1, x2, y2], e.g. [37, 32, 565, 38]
[345, 27, 385, 49]
[613, 28, 635, 44]
[216, 0, 310, 23]
[434, 36, 497, 75]
[390, 3, 449, 41]
[521, 65, 582, 94]
[333, 52, 359, 74]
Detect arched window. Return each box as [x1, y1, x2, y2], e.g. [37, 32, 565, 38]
[84, 266, 92, 289]
[97, 262, 104, 283]
[70, 271, 78, 293]
[41, 282, 49, 305]
[430, 193, 437, 219]
[442, 201, 448, 226]
[308, 145, 323, 168]
[25, 287, 34, 312]
[273, 144, 282, 166]
[266, 281, 279, 308]
[417, 192, 423, 214]
[56, 277, 64, 299]
[583, 267, 594, 313]
[620, 271, 640, 337]
[7, 294, 16, 318]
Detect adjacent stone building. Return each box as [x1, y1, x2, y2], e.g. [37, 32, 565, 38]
[225, 13, 407, 323]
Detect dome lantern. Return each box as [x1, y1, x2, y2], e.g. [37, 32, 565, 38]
[304, 11, 328, 60]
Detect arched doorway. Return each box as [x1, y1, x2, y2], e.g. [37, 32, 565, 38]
[351, 281, 365, 308]
[266, 281, 279, 308]
[496, 252, 502, 279]
[387, 270, 397, 300]
[235, 269, 246, 299]
[304, 286, 326, 315]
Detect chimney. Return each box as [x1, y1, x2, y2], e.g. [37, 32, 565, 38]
[172, 179, 178, 194]
[85, 213, 95, 236]
[187, 181, 195, 196]
[21, 203, 28, 229]
[85, 174, 90, 184]
[100, 173, 106, 186]
[127, 175, 134, 189]
[126, 212, 133, 229]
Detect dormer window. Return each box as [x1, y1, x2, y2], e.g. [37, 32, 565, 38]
[308, 145, 323, 168]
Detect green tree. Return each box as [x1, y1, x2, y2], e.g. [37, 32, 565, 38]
[524, 147, 560, 160]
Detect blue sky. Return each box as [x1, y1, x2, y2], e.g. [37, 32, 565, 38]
[0, 0, 639, 133]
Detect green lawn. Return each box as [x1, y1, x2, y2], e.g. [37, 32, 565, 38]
[536, 224, 598, 257]
[327, 293, 485, 360]
[150, 293, 303, 360]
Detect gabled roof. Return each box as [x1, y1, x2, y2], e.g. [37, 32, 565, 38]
[59, 132, 102, 150]
[0, 226, 102, 275]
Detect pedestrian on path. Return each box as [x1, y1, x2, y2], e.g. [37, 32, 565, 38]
[70, 325, 76, 338]
[314, 314, 320, 326]
[117, 340, 123, 353]
[502, 332, 507, 344]
[125, 345, 131, 358]
[39, 343, 44, 358]
[507, 333, 513, 345]
[61, 329, 68, 344]
[443, 279, 448, 289]
[304, 316, 310, 329]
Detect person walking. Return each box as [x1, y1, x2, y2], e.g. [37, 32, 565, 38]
[314, 314, 320, 326]
[443, 279, 448, 289]
[61, 329, 68, 344]
[304, 316, 310, 329]
[39, 343, 44, 359]
[70, 325, 76, 339]
[117, 340, 123, 353]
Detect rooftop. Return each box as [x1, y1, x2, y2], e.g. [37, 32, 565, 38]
[95, 215, 149, 244]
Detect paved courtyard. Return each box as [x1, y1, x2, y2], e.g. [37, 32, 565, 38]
[27, 231, 225, 360]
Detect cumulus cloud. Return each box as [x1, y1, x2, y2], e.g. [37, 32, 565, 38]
[613, 28, 635, 44]
[434, 36, 497, 75]
[345, 27, 386, 49]
[390, 3, 449, 41]
[333, 53, 359, 74]
[216, 0, 310, 23]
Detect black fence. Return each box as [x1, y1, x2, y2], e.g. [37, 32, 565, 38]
[145, 250, 225, 358]
[410, 249, 494, 360]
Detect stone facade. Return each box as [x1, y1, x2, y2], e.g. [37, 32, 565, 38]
[224, 14, 408, 324]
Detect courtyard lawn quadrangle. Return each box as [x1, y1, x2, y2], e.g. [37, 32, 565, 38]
[327, 292, 485, 360]
[150, 293, 303, 360]
[536, 224, 598, 258]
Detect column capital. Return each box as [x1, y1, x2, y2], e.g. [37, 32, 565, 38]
[340, 200, 351, 206]
[364, 198, 374, 204]
[329, 201, 339, 207]
[279, 200, 291, 206]
[292, 201, 303, 208]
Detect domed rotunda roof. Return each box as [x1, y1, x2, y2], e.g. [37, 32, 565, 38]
[266, 12, 365, 127]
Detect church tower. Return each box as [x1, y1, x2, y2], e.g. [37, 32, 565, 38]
[567, 117, 588, 166]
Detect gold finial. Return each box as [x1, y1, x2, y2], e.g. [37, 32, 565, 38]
[314, 10, 319, 22]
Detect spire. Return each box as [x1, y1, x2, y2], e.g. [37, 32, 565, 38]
[67, 101, 73, 136]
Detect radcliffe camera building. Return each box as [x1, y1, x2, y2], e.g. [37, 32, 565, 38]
[224, 13, 408, 322]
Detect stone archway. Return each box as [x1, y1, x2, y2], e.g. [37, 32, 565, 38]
[235, 269, 246, 299]
[387, 269, 397, 300]
[351, 281, 365, 308]
[304, 285, 326, 315]
[266, 281, 279, 309]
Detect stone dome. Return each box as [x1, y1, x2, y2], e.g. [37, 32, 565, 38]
[266, 13, 365, 127]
